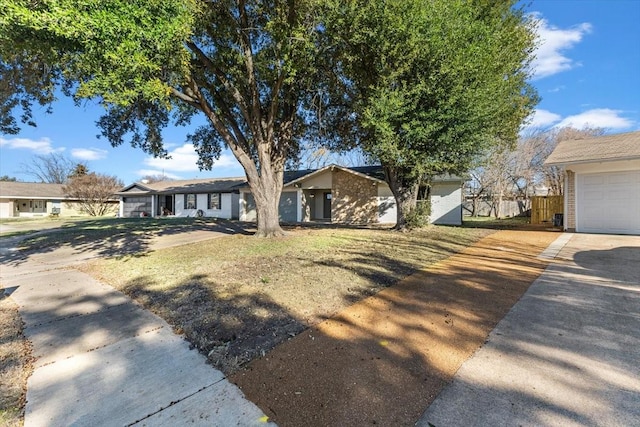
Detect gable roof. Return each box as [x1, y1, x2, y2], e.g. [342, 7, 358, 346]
[118, 177, 246, 195]
[545, 131, 640, 166]
[0, 181, 66, 199]
[283, 164, 387, 188]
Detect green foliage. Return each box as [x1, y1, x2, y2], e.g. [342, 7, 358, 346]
[404, 200, 431, 230]
[321, 0, 539, 179]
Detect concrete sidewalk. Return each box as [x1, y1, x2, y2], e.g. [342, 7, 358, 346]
[1, 234, 273, 426]
[417, 233, 640, 426]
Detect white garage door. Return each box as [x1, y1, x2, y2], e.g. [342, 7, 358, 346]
[577, 171, 640, 235]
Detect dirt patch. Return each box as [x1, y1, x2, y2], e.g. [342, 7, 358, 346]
[230, 230, 559, 426]
[0, 293, 33, 426]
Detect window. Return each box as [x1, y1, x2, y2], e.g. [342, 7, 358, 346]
[208, 193, 221, 210]
[184, 194, 197, 210]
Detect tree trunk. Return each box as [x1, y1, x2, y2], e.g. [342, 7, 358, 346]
[247, 167, 286, 238]
[383, 166, 420, 231]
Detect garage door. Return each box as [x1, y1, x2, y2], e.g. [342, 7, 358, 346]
[577, 171, 640, 235]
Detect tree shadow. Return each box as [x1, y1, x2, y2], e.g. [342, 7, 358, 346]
[0, 218, 253, 267]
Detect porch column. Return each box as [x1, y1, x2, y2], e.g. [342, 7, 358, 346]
[296, 189, 303, 222]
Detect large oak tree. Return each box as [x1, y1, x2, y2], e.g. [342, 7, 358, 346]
[1, 0, 324, 236]
[320, 0, 539, 229]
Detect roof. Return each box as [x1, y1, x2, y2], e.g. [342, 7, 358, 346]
[118, 177, 246, 195]
[545, 131, 640, 166]
[0, 181, 66, 199]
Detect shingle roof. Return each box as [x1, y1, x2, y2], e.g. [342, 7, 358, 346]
[545, 131, 640, 166]
[119, 177, 246, 195]
[0, 181, 66, 198]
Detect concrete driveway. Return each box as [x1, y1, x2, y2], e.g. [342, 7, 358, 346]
[418, 233, 640, 426]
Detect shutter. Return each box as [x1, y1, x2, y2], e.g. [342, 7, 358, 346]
[183, 194, 187, 210]
[207, 194, 211, 209]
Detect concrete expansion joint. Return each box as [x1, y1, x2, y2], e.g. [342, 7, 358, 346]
[26, 302, 133, 328]
[127, 379, 226, 426]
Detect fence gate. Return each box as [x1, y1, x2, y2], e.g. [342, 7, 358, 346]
[530, 196, 564, 224]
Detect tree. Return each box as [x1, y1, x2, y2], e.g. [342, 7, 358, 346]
[524, 126, 604, 195]
[69, 163, 89, 179]
[20, 153, 83, 184]
[0, 175, 18, 181]
[2, 0, 327, 237]
[62, 172, 123, 216]
[320, 0, 538, 229]
[141, 174, 173, 184]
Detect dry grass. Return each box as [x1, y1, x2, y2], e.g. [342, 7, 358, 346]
[82, 225, 493, 374]
[0, 294, 33, 427]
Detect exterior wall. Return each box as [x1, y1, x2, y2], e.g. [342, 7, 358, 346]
[240, 192, 257, 222]
[279, 191, 298, 222]
[0, 201, 11, 218]
[331, 169, 377, 224]
[299, 172, 332, 189]
[173, 193, 235, 219]
[377, 185, 397, 223]
[430, 182, 463, 225]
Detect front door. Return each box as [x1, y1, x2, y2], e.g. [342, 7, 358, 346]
[323, 192, 332, 219]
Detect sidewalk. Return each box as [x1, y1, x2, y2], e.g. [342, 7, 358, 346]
[0, 233, 273, 426]
[417, 233, 640, 426]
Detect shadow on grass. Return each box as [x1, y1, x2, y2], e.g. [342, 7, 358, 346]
[0, 218, 253, 267]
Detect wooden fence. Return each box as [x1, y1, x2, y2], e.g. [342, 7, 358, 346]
[530, 196, 564, 224]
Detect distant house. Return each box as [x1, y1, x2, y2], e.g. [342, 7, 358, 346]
[117, 165, 465, 225]
[0, 181, 118, 218]
[545, 131, 640, 235]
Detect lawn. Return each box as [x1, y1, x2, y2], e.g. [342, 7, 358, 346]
[0, 295, 32, 427]
[79, 224, 493, 374]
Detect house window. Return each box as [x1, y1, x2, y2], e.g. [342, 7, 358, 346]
[208, 193, 221, 210]
[185, 194, 197, 210]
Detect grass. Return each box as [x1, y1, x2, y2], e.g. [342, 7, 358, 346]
[80, 224, 494, 374]
[0, 294, 32, 427]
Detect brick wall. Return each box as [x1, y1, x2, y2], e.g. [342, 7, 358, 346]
[332, 169, 378, 224]
[566, 170, 576, 231]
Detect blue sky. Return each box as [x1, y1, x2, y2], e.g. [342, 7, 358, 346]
[1, 0, 639, 184]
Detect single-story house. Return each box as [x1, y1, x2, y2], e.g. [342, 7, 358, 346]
[117, 178, 245, 219]
[545, 130, 640, 235]
[0, 181, 118, 218]
[118, 165, 465, 226]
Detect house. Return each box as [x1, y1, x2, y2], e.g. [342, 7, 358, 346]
[117, 165, 465, 225]
[0, 181, 118, 218]
[545, 131, 640, 235]
[117, 178, 245, 219]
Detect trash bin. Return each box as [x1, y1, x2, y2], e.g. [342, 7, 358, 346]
[553, 213, 563, 227]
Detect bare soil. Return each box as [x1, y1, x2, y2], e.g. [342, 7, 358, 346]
[0, 293, 33, 427]
[229, 230, 559, 426]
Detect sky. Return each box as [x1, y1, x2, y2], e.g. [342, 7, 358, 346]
[1, 0, 639, 185]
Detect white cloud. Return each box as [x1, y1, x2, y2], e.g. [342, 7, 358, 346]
[142, 143, 238, 173]
[554, 108, 634, 130]
[0, 137, 64, 154]
[531, 14, 592, 79]
[526, 109, 562, 128]
[71, 148, 108, 161]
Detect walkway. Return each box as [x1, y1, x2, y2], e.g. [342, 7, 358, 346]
[0, 229, 272, 426]
[418, 233, 640, 426]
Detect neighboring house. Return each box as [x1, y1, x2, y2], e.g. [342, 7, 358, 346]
[118, 165, 465, 226]
[117, 178, 245, 219]
[545, 131, 640, 235]
[0, 181, 118, 218]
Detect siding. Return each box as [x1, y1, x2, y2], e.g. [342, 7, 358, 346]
[430, 182, 462, 225]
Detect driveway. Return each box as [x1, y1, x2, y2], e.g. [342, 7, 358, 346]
[418, 233, 640, 426]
